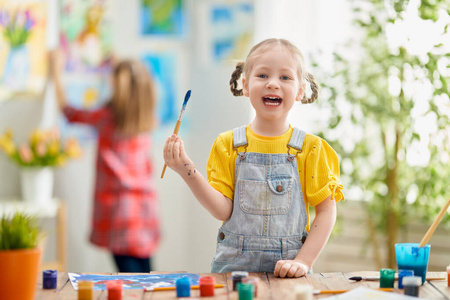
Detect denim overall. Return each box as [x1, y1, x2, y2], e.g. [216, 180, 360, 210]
[211, 126, 308, 273]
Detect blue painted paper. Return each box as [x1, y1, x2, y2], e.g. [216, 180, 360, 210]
[68, 272, 200, 290]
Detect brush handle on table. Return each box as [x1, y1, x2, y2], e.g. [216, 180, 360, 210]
[419, 197, 450, 247]
[161, 120, 182, 178]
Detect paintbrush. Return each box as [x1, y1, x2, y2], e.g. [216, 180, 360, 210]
[313, 288, 393, 294]
[161, 90, 192, 179]
[418, 197, 450, 247]
[348, 275, 445, 282]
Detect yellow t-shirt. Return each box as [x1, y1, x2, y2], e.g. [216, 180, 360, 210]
[206, 125, 344, 231]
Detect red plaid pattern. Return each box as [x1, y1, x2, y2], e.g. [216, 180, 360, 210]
[63, 106, 160, 258]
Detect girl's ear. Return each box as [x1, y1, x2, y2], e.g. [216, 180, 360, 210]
[242, 78, 249, 97]
[296, 82, 306, 102]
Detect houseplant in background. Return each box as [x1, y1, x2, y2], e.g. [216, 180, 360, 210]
[0, 212, 43, 300]
[0, 128, 81, 205]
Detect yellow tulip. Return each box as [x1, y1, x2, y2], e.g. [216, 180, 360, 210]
[48, 141, 60, 155]
[29, 129, 43, 146]
[4, 128, 13, 139]
[0, 136, 16, 155]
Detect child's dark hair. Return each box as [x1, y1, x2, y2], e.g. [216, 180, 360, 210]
[229, 38, 319, 104]
[110, 59, 156, 135]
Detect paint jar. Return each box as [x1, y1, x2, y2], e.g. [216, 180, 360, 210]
[199, 276, 215, 297]
[395, 243, 430, 284]
[231, 271, 249, 291]
[237, 282, 254, 300]
[107, 280, 122, 300]
[403, 276, 421, 297]
[242, 277, 259, 297]
[293, 284, 313, 300]
[398, 269, 414, 289]
[176, 277, 191, 297]
[380, 268, 395, 288]
[447, 264, 450, 287]
[78, 280, 94, 300]
[42, 269, 57, 289]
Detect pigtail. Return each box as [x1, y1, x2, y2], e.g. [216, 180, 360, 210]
[229, 62, 245, 96]
[302, 72, 319, 104]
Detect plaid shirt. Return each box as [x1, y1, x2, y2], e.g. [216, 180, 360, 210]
[63, 105, 160, 258]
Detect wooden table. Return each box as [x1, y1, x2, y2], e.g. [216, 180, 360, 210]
[34, 271, 449, 299]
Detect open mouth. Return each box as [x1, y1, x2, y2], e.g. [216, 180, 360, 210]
[263, 96, 282, 106]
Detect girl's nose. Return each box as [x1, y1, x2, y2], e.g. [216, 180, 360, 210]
[266, 79, 280, 89]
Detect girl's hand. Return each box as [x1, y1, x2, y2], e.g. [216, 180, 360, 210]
[274, 259, 309, 278]
[48, 49, 65, 79]
[163, 134, 195, 177]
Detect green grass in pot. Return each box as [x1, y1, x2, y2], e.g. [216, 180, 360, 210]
[0, 212, 40, 250]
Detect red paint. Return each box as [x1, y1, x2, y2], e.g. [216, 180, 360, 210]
[199, 276, 215, 297]
[447, 265, 450, 287]
[107, 280, 123, 300]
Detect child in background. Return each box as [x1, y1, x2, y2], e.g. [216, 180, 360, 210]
[163, 38, 344, 277]
[50, 51, 160, 273]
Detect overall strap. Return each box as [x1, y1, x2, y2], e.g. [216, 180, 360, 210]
[287, 127, 307, 151]
[233, 126, 248, 148]
[233, 126, 248, 160]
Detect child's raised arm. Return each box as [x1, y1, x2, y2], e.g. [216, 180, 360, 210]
[163, 134, 233, 221]
[48, 50, 67, 110]
[274, 196, 337, 278]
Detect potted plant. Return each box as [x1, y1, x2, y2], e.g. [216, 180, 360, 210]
[0, 128, 81, 205]
[0, 212, 43, 300]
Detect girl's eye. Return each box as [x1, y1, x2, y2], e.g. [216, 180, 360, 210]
[257, 74, 267, 78]
[281, 76, 290, 80]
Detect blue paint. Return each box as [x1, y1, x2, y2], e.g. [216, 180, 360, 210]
[395, 243, 431, 284]
[176, 277, 191, 297]
[182, 90, 191, 110]
[43, 270, 57, 289]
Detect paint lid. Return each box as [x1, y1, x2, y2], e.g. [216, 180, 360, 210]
[231, 271, 249, 278]
[43, 269, 57, 278]
[78, 280, 94, 289]
[199, 276, 215, 285]
[176, 277, 191, 287]
[107, 280, 123, 291]
[402, 276, 421, 286]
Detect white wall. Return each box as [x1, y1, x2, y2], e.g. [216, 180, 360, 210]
[0, 0, 350, 273]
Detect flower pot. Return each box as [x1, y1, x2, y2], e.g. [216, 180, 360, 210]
[0, 248, 41, 300]
[20, 167, 54, 205]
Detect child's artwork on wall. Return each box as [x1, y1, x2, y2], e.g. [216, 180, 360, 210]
[209, 1, 254, 63]
[69, 273, 200, 290]
[142, 52, 177, 126]
[59, 0, 112, 141]
[60, 0, 112, 73]
[0, 1, 47, 101]
[58, 74, 111, 141]
[140, 0, 185, 36]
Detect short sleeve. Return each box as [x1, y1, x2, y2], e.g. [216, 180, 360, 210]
[305, 138, 344, 206]
[207, 135, 235, 200]
[63, 105, 110, 128]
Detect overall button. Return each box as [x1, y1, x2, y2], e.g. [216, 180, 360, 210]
[219, 232, 225, 240]
[276, 185, 283, 192]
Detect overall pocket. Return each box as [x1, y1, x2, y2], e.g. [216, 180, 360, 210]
[238, 177, 293, 215]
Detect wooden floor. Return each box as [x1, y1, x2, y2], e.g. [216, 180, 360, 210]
[34, 271, 450, 299]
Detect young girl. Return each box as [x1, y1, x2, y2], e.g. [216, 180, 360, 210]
[163, 38, 344, 277]
[50, 51, 160, 273]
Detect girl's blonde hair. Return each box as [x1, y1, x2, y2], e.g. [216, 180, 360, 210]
[109, 59, 156, 136]
[229, 38, 319, 104]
